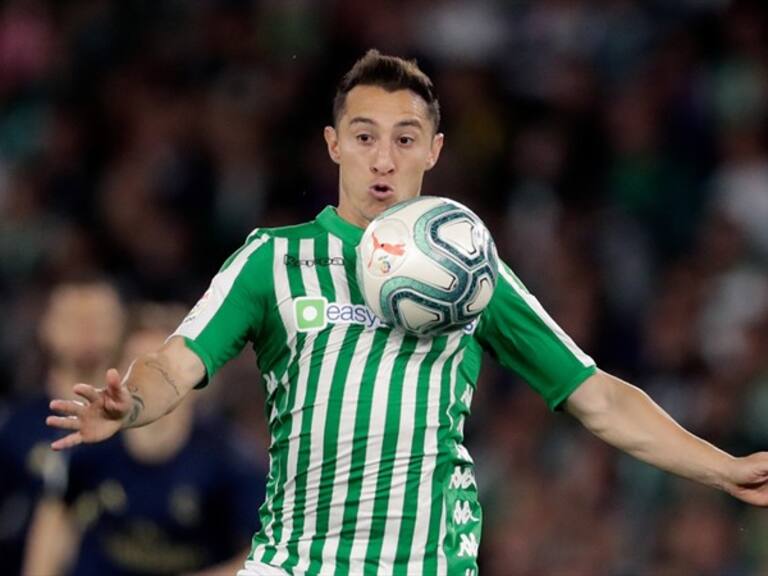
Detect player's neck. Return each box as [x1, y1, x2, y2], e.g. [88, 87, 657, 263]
[335, 203, 368, 229]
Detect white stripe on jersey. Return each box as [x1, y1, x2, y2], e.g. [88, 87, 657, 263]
[269, 238, 323, 568]
[252, 237, 294, 563]
[437, 499, 448, 574]
[439, 347, 466, 574]
[376, 337, 435, 564]
[406, 330, 462, 573]
[379, 332, 462, 568]
[347, 330, 404, 573]
[318, 329, 375, 571]
[238, 558, 290, 576]
[294, 236, 350, 574]
[499, 265, 595, 368]
[175, 233, 270, 340]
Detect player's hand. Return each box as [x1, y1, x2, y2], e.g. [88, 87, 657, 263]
[47, 368, 133, 451]
[721, 452, 768, 506]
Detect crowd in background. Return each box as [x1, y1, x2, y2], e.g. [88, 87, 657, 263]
[2, 0, 768, 574]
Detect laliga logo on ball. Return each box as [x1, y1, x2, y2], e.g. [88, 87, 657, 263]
[367, 231, 406, 276]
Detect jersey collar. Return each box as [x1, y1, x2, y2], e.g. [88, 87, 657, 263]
[316, 206, 364, 246]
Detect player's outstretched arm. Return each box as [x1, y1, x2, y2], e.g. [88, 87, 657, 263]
[566, 369, 768, 506]
[47, 336, 205, 450]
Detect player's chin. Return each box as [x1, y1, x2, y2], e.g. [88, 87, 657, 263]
[363, 200, 395, 220]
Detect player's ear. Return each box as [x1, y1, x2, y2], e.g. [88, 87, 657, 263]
[324, 126, 340, 165]
[425, 132, 444, 171]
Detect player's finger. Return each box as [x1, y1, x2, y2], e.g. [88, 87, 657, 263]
[46, 415, 82, 431]
[106, 368, 122, 388]
[49, 399, 86, 416]
[73, 383, 99, 403]
[105, 368, 125, 398]
[50, 432, 82, 451]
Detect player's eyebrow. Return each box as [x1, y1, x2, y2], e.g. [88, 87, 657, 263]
[349, 117, 377, 127]
[395, 119, 424, 130]
[348, 117, 425, 131]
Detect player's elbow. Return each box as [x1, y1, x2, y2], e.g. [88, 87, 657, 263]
[565, 370, 621, 432]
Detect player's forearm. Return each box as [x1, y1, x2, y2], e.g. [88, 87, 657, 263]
[567, 371, 734, 490]
[120, 355, 174, 428]
[120, 336, 206, 429]
[121, 351, 192, 428]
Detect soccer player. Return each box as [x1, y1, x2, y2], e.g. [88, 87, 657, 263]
[26, 303, 263, 576]
[0, 280, 125, 575]
[48, 50, 768, 575]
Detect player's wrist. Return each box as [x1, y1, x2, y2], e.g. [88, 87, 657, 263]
[703, 452, 737, 492]
[120, 394, 145, 429]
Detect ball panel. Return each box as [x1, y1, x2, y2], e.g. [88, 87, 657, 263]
[437, 219, 478, 259]
[395, 298, 444, 335]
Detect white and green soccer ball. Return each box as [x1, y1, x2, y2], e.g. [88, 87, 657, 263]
[356, 196, 499, 337]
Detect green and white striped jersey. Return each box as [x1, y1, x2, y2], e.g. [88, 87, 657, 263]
[174, 206, 596, 575]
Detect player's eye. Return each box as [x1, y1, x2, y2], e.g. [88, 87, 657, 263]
[356, 134, 373, 144]
[397, 135, 415, 146]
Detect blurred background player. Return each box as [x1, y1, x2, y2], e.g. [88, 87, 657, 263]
[0, 280, 125, 575]
[23, 302, 264, 576]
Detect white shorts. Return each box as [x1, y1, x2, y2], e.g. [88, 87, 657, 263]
[237, 559, 291, 576]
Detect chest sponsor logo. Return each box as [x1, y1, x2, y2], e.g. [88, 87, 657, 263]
[294, 297, 480, 334]
[294, 297, 386, 332]
[284, 255, 345, 267]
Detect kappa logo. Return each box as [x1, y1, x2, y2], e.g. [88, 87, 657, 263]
[457, 533, 479, 558]
[449, 466, 477, 490]
[453, 500, 479, 526]
[284, 255, 345, 267]
[294, 297, 386, 332]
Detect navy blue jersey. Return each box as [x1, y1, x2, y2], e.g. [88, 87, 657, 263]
[0, 395, 67, 575]
[64, 417, 265, 576]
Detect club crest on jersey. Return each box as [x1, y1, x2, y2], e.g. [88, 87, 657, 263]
[181, 289, 211, 324]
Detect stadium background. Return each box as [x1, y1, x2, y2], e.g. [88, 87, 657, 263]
[2, 0, 768, 574]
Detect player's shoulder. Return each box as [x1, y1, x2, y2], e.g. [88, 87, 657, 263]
[251, 217, 326, 241]
[226, 218, 327, 276]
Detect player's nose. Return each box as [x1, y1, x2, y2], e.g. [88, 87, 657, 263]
[371, 143, 395, 174]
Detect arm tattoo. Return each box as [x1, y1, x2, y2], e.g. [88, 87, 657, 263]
[145, 359, 181, 397]
[127, 394, 145, 426]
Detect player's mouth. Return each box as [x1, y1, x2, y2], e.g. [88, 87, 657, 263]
[368, 183, 394, 201]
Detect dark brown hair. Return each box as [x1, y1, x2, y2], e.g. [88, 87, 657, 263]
[332, 49, 440, 131]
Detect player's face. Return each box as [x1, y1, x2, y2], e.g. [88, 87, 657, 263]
[40, 283, 125, 370]
[325, 85, 444, 228]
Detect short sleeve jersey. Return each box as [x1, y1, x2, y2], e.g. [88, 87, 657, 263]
[173, 206, 596, 575]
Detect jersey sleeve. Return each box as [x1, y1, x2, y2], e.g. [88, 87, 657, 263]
[173, 232, 273, 384]
[474, 261, 597, 410]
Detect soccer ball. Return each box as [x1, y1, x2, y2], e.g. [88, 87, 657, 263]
[356, 196, 499, 337]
